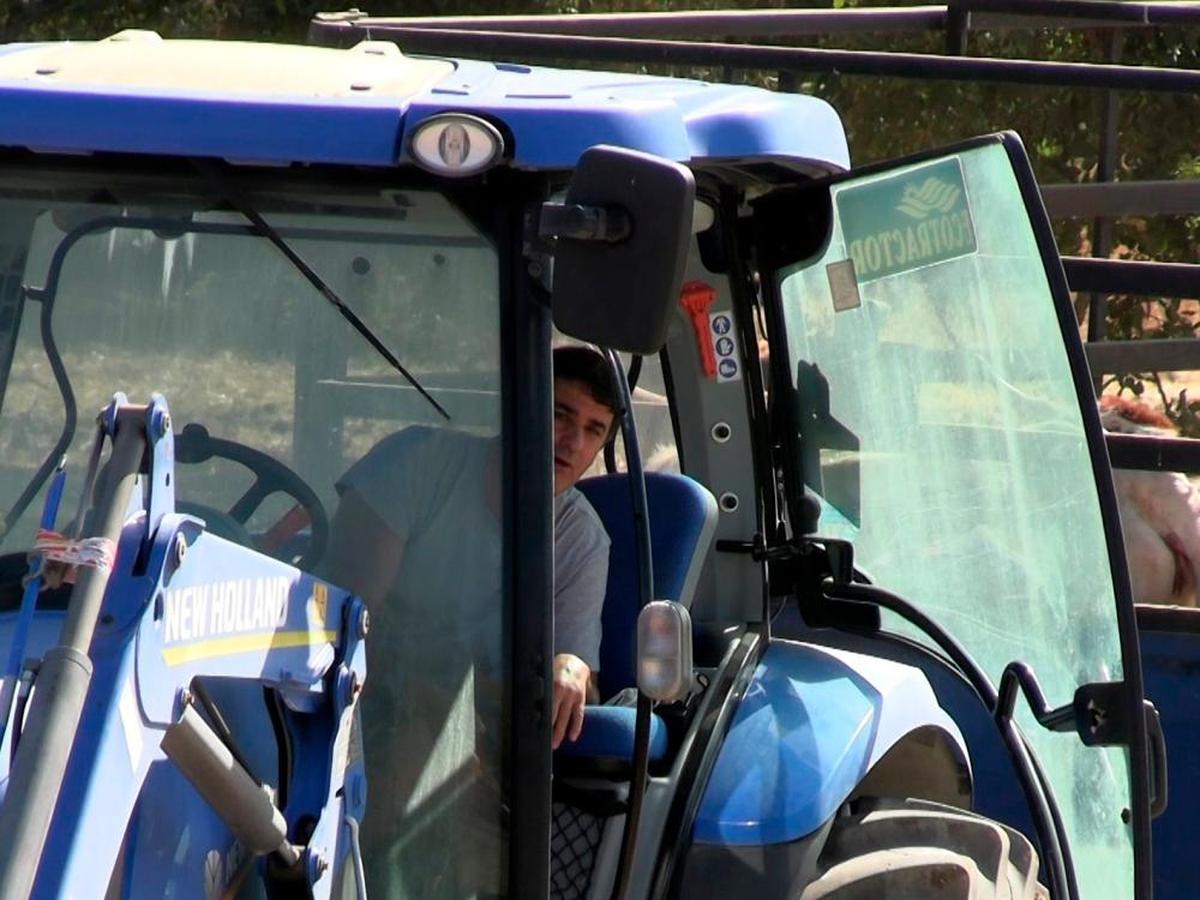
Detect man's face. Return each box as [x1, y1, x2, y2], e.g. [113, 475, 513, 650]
[554, 378, 615, 496]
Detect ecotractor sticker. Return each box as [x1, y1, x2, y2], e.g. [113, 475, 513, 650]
[835, 157, 977, 284]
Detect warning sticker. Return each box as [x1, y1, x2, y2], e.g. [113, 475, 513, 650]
[709, 313, 741, 383]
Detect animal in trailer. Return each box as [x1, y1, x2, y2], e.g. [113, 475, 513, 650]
[1100, 395, 1200, 607]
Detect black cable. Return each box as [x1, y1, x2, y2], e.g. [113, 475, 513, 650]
[826, 581, 997, 707]
[605, 348, 654, 900]
[0, 288, 77, 541]
[265, 687, 292, 811]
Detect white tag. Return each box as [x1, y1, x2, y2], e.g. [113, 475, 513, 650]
[827, 259, 862, 312]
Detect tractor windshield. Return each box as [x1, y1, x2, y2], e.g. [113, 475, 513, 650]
[0, 164, 512, 897]
[774, 140, 1134, 897]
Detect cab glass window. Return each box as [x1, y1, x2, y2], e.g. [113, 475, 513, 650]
[774, 142, 1133, 897]
[0, 172, 507, 898]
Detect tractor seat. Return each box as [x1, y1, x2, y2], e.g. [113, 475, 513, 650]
[556, 472, 717, 765]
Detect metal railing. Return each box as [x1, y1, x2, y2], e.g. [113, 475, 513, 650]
[310, 4, 1200, 472]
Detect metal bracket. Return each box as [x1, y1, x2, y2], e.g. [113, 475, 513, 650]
[312, 9, 370, 23]
[1072, 680, 1132, 748]
[521, 206, 555, 295]
[715, 533, 795, 562]
[820, 537, 855, 586]
[995, 661, 1073, 734]
[716, 533, 855, 584]
[144, 393, 176, 545]
[996, 663, 1136, 748]
[537, 202, 631, 243]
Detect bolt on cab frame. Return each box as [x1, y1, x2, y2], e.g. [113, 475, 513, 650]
[0, 21, 1159, 900]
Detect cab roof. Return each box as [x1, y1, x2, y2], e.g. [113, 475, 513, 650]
[0, 31, 849, 173]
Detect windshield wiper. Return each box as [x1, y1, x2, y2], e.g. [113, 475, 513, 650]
[192, 159, 449, 422]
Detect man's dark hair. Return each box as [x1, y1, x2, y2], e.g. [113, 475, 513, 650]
[553, 344, 619, 418]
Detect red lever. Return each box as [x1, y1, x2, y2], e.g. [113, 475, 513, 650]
[259, 503, 311, 555]
[680, 281, 718, 378]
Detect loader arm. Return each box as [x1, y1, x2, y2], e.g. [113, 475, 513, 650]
[0, 394, 368, 900]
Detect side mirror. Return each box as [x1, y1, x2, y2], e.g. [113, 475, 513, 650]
[637, 600, 694, 703]
[545, 145, 695, 355]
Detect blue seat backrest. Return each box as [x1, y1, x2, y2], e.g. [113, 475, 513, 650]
[576, 472, 718, 700]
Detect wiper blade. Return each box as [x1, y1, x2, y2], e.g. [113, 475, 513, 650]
[192, 159, 450, 422]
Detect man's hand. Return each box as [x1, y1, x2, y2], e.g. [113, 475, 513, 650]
[551, 653, 592, 749]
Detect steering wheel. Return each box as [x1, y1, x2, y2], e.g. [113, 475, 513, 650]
[174, 423, 330, 571]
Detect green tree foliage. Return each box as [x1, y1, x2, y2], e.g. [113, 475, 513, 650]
[4, 0, 1200, 421]
[0, 1, 304, 41]
[792, 7, 1200, 430]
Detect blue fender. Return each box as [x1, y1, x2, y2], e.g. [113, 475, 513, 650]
[693, 639, 970, 845]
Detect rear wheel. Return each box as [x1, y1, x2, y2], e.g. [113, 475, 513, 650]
[799, 798, 1047, 900]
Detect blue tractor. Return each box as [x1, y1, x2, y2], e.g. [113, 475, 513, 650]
[0, 20, 1161, 900]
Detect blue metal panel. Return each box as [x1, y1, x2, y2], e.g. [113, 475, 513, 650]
[404, 60, 849, 170]
[693, 640, 966, 845]
[1138, 615, 1200, 900]
[0, 41, 849, 171]
[0, 392, 368, 898]
[36, 622, 159, 899]
[133, 520, 349, 724]
[0, 80, 408, 166]
[22, 510, 366, 898]
[770, 608, 1037, 843]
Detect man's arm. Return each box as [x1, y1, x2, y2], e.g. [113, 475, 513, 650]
[321, 488, 404, 607]
[551, 498, 610, 748]
[551, 653, 592, 750]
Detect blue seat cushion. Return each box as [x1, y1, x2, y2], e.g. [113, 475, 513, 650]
[554, 705, 668, 763]
[576, 473, 716, 700]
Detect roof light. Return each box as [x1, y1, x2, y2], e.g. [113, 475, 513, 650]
[409, 114, 504, 177]
[637, 600, 694, 703]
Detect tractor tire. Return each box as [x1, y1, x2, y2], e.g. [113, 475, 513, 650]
[798, 798, 1048, 900]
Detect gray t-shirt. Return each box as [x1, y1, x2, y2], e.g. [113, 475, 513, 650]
[552, 484, 609, 669]
[338, 426, 609, 899]
[337, 426, 609, 670]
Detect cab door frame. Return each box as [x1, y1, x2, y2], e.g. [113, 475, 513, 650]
[749, 132, 1154, 900]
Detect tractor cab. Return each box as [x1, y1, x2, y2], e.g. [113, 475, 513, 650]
[0, 28, 1159, 900]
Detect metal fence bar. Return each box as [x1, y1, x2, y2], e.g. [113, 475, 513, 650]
[315, 2, 1200, 41]
[332, 7, 949, 39]
[1107, 433, 1200, 474]
[1042, 181, 1200, 218]
[310, 25, 1200, 94]
[1085, 339, 1200, 375]
[962, 0, 1200, 27]
[1063, 258, 1200, 298]
[1085, 30, 1123, 349]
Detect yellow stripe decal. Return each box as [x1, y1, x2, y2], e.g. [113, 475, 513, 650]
[162, 629, 338, 666]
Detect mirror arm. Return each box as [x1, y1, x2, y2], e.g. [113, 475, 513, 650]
[538, 202, 631, 242]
